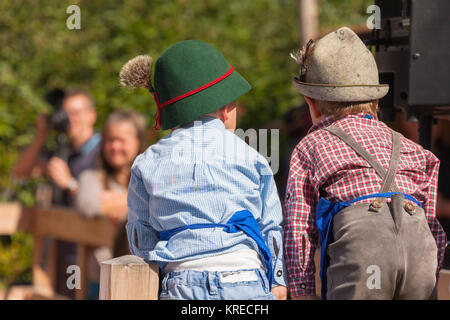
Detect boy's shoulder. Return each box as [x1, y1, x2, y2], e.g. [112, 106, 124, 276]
[293, 115, 439, 166]
[132, 123, 271, 174]
[292, 125, 329, 159]
[292, 115, 391, 162]
[131, 131, 182, 172]
[218, 127, 273, 174]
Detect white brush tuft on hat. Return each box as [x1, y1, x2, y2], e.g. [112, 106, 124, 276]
[119, 55, 154, 91]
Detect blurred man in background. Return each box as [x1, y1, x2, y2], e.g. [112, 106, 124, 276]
[12, 88, 101, 298]
[12, 89, 100, 204]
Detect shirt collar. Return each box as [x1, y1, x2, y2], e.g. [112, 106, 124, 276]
[307, 112, 374, 134]
[79, 132, 101, 155]
[180, 116, 225, 130]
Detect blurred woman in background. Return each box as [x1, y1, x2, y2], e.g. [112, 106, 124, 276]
[75, 109, 147, 299]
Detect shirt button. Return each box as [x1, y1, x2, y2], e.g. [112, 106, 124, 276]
[285, 193, 290, 200]
[300, 283, 306, 289]
[276, 270, 282, 277]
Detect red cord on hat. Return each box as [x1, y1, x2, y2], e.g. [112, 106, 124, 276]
[151, 90, 162, 130]
[150, 65, 234, 130]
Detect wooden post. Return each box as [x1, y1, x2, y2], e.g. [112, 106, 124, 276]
[438, 269, 450, 300]
[74, 244, 89, 300]
[0, 202, 34, 234]
[32, 235, 57, 297]
[99, 255, 159, 300]
[314, 246, 321, 297]
[299, 0, 319, 46]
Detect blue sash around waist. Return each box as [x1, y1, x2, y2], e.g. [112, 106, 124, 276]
[159, 209, 273, 289]
[316, 192, 422, 300]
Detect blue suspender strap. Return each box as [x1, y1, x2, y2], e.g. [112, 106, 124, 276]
[159, 223, 228, 240]
[159, 210, 273, 289]
[348, 192, 422, 207]
[316, 198, 350, 300]
[316, 192, 422, 300]
[225, 210, 273, 289]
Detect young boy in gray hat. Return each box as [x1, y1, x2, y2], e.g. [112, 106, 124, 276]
[284, 27, 447, 300]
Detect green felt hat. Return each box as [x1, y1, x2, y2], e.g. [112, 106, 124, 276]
[120, 40, 251, 130]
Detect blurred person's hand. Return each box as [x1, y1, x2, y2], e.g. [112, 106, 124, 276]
[271, 285, 288, 300]
[46, 157, 74, 190]
[12, 113, 49, 178]
[99, 190, 128, 224]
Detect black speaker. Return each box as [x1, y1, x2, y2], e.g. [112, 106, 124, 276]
[373, 0, 450, 115]
[408, 0, 450, 107]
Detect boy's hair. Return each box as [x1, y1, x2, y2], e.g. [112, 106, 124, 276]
[206, 109, 222, 118]
[205, 101, 236, 118]
[316, 99, 378, 120]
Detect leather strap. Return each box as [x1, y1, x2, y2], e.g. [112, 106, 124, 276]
[323, 125, 401, 193]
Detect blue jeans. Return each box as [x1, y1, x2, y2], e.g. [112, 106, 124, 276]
[159, 268, 275, 300]
[86, 281, 100, 300]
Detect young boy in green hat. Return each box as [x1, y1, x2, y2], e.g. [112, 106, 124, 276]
[284, 27, 446, 300]
[120, 40, 287, 300]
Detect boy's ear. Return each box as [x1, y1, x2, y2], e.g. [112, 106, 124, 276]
[218, 105, 229, 122]
[219, 102, 236, 122]
[304, 96, 322, 119]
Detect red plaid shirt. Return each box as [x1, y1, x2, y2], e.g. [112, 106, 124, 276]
[284, 113, 447, 297]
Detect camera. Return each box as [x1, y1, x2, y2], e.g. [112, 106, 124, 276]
[44, 88, 69, 134]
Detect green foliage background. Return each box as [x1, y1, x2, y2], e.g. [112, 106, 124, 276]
[0, 0, 372, 289]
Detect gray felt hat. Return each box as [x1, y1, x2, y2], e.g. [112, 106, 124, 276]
[292, 27, 389, 102]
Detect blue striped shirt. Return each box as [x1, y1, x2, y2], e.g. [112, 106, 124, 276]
[126, 117, 287, 286]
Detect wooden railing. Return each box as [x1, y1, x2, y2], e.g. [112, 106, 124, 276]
[1, 201, 449, 300]
[0, 202, 117, 299]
